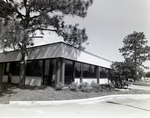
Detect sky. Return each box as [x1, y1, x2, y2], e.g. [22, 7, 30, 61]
[1, 0, 150, 69]
[34, 0, 150, 63]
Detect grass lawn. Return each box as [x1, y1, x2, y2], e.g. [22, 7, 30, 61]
[133, 80, 150, 86]
[0, 83, 150, 104]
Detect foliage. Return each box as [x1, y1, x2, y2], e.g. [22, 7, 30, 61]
[78, 82, 92, 92]
[109, 61, 133, 88]
[55, 82, 63, 91]
[119, 31, 150, 80]
[145, 72, 150, 78]
[69, 82, 78, 91]
[0, 0, 14, 18]
[100, 84, 115, 91]
[90, 81, 102, 92]
[0, 0, 93, 87]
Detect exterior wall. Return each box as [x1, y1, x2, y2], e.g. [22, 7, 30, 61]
[0, 42, 112, 87]
[61, 43, 111, 68]
[11, 76, 20, 83]
[75, 78, 97, 84]
[75, 78, 109, 84]
[2, 75, 8, 82]
[99, 78, 109, 84]
[2, 75, 42, 86]
[0, 42, 111, 68]
[0, 51, 21, 63]
[25, 77, 42, 86]
[0, 43, 63, 63]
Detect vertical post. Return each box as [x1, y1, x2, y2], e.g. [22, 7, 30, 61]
[96, 66, 100, 84]
[55, 58, 60, 88]
[42, 60, 45, 85]
[0, 63, 4, 83]
[72, 61, 75, 82]
[60, 58, 65, 86]
[80, 63, 83, 83]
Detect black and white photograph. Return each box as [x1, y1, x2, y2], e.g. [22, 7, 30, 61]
[0, 0, 150, 118]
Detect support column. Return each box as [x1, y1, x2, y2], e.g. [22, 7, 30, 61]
[60, 58, 65, 86]
[55, 58, 61, 87]
[96, 66, 100, 84]
[72, 61, 75, 82]
[0, 63, 4, 83]
[42, 60, 45, 85]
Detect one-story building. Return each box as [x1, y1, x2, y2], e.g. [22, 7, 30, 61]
[0, 42, 112, 87]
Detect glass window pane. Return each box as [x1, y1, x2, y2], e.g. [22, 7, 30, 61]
[100, 67, 108, 78]
[26, 60, 42, 77]
[65, 60, 73, 77]
[65, 60, 73, 85]
[75, 62, 81, 77]
[10, 62, 20, 76]
[83, 64, 90, 78]
[90, 65, 96, 78]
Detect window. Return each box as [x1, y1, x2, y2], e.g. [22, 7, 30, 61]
[83, 64, 90, 78]
[26, 60, 42, 77]
[100, 67, 108, 78]
[83, 64, 96, 78]
[10, 62, 20, 76]
[75, 62, 81, 77]
[65, 60, 73, 85]
[90, 65, 96, 78]
[4, 62, 20, 76]
[65, 60, 73, 77]
[4, 63, 10, 75]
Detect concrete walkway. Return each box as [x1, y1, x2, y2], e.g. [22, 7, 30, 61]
[0, 94, 150, 118]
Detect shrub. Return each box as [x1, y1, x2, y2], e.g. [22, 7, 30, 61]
[101, 83, 114, 91]
[90, 81, 102, 92]
[69, 82, 78, 91]
[55, 82, 63, 90]
[78, 82, 92, 92]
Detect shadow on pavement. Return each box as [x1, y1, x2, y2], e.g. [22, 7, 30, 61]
[107, 101, 150, 112]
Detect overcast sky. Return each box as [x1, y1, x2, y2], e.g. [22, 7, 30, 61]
[34, 0, 150, 64]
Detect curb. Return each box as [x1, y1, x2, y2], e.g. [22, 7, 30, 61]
[9, 94, 150, 106]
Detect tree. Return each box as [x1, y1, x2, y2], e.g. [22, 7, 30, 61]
[0, 0, 93, 88]
[119, 31, 150, 80]
[0, 0, 14, 18]
[109, 61, 134, 88]
[145, 72, 150, 78]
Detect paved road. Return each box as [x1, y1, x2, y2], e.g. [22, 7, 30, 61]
[0, 94, 150, 118]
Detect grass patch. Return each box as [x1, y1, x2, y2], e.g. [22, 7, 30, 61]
[0, 83, 150, 104]
[133, 80, 150, 86]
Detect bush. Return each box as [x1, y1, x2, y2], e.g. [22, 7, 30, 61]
[101, 83, 114, 91]
[55, 82, 63, 90]
[78, 82, 92, 92]
[90, 81, 102, 92]
[69, 82, 78, 91]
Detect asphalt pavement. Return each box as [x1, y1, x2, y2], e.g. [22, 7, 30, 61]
[0, 85, 150, 118]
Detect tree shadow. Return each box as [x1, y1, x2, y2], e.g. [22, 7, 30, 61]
[20, 85, 48, 90]
[0, 82, 49, 97]
[0, 82, 18, 97]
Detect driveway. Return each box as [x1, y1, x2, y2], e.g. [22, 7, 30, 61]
[0, 94, 150, 118]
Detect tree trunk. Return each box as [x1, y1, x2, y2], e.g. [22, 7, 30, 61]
[19, 51, 27, 88]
